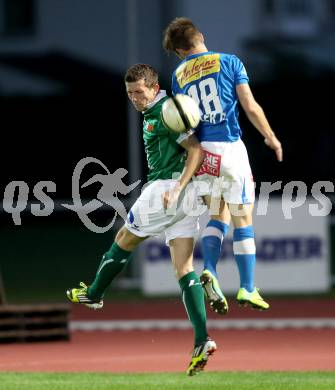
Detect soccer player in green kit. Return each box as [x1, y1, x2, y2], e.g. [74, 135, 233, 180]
[67, 64, 216, 375]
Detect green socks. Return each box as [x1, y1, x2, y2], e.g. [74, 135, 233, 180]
[88, 242, 131, 300]
[88, 247, 208, 347]
[179, 271, 208, 346]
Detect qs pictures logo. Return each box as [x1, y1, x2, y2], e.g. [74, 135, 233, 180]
[2, 157, 141, 233]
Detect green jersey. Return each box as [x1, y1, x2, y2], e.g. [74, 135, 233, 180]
[142, 92, 186, 181]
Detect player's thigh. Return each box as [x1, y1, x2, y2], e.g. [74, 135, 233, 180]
[220, 140, 255, 206]
[203, 195, 230, 223]
[165, 215, 199, 278]
[198, 140, 254, 226]
[165, 214, 199, 245]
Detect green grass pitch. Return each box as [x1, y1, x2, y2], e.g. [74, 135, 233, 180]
[1, 372, 335, 390]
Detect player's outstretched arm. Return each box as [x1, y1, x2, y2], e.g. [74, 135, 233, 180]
[236, 83, 283, 162]
[162, 134, 205, 209]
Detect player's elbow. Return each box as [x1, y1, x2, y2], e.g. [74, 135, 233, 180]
[244, 101, 263, 119]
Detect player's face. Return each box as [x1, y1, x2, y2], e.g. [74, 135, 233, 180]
[126, 79, 159, 111]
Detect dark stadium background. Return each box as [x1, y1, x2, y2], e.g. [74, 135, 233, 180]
[0, 0, 334, 302]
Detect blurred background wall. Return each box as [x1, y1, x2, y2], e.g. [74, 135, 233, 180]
[0, 0, 334, 302]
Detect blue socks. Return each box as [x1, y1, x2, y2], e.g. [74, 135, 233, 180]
[201, 220, 229, 278]
[201, 221, 257, 293]
[233, 225, 256, 292]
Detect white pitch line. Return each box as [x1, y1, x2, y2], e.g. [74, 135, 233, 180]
[70, 318, 335, 331]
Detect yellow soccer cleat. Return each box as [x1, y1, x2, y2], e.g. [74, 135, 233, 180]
[200, 270, 228, 315]
[66, 282, 103, 310]
[236, 287, 269, 310]
[186, 338, 217, 376]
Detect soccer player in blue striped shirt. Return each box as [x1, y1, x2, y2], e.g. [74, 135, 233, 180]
[163, 17, 283, 315]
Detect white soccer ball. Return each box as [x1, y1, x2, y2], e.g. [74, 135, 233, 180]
[161, 94, 200, 133]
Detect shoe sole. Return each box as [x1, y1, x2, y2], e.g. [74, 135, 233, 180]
[188, 346, 217, 376]
[237, 299, 269, 311]
[85, 302, 103, 310]
[200, 274, 228, 315]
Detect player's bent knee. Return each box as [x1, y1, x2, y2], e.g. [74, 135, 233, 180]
[115, 226, 144, 251]
[229, 203, 253, 226]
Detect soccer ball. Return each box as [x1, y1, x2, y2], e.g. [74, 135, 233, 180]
[161, 94, 200, 133]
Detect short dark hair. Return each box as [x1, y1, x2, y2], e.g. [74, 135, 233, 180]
[124, 64, 158, 87]
[163, 17, 202, 53]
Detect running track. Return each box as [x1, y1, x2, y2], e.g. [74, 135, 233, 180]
[1, 298, 335, 372]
